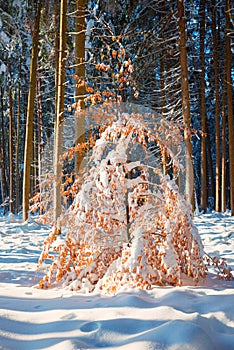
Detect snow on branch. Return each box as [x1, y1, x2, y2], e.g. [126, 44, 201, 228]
[37, 108, 233, 293]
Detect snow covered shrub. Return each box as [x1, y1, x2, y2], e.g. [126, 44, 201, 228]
[37, 108, 212, 293]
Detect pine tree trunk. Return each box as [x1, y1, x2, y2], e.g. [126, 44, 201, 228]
[15, 58, 22, 214]
[53, 0, 59, 206]
[8, 60, 15, 214]
[33, 130, 38, 196]
[0, 146, 4, 207]
[206, 123, 215, 206]
[221, 101, 227, 213]
[226, 0, 234, 215]
[53, 0, 67, 228]
[22, 0, 42, 222]
[178, 0, 194, 208]
[212, 0, 221, 212]
[36, 70, 43, 214]
[74, 0, 86, 174]
[200, 0, 207, 212]
[54, 0, 59, 119]
[0, 88, 7, 214]
[160, 47, 169, 176]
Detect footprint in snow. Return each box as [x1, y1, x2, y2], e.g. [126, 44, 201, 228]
[61, 312, 77, 320]
[80, 321, 100, 333]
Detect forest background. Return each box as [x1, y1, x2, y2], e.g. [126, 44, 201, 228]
[0, 0, 233, 222]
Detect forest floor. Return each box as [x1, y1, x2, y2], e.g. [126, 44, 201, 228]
[0, 211, 234, 350]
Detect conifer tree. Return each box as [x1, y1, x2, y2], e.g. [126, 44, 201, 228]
[74, 0, 86, 174]
[22, 0, 42, 221]
[8, 60, 15, 213]
[200, 0, 207, 212]
[212, 0, 221, 212]
[177, 0, 194, 208]
[225, 0, 234, 215]
[53, 0, 67, 229]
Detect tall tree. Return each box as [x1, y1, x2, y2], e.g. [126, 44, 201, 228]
[0, 87, 7, 213]
[200, 0, 207, 212]
[178, 0, 194, 208]
[0, 145, 4, 207]
[221, 96, 227, 213]
[212, 0, 221, 212]
[53, 0, 67, 229]
[74, 0, 86, 174]
[36, 68, 43, 213]
[225, 0, 234, 215]
[15, 57, 22, 213]
[8, 60, 15, 213]
[54, 0, 60, 124]
[22, 0, 42, 222]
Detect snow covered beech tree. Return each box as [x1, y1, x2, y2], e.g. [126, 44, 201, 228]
[37, 104, 229, 294]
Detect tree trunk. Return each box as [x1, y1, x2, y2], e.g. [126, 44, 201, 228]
[33, 130, 38, 196]
[212, 0, 221, 212]
[53, 0, 59, 207]
[0, 88, 7, 214]
[0, 146, 4, 208]
[15, 58, 22, 213]
[178, 0, 194, 208]
[200, 0, 207, 212]
[8, 60, 15, 214]
[22, 0, 42, 222]
[206, 122, 215, 207]
[226, 0, 234, 215]
[221, 100, 227, 213]
[53, 0, 67, 228]
[160, 49, 169, 176]
[54, 0, 59, 120]
[36, 69, 43, 213]
[74, 0, 86, 174]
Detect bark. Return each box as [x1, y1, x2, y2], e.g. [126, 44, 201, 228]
[221, 101, 227, 213]
[74, 0, 86, 174]
[22, 0, 42, 222]
[177, 0, 194, 208]
[0, 87, 7, 213]
[160, 39, 169, 176]
[36, 69, 43, 213]
[206, 123, 215, 206]
[200, 0, 207, 212]
[53, 0, 67, 227]
[212, 0, 221, 212]
[8, 60, 15, 213]
[15, 58, 22, 213]
[226, 0, 234, 215]
[221, 4, 227, 213]
[53, 0, 59, 211]
[0, 146, 4, 207]
[54, 0, 59, 118]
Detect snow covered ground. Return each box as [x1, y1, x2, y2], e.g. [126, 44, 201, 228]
[0, 212, 234, 350]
